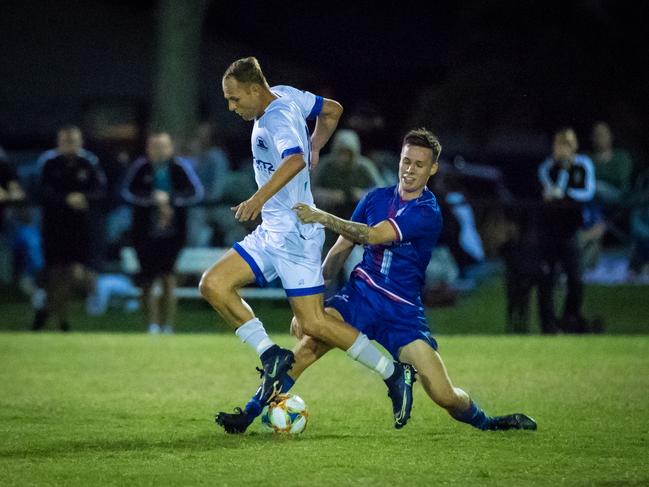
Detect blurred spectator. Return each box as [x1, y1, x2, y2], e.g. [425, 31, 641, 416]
[628, 170, 649, 281]
[185, 122, 244, 246]
[11, 209, 44, 296]
[0, 147, 27, 285]
[537, 128, 596, 333]
[428, 170, 488, 295]
[368, 149, 399, 186]
[32, 126, 107, 331]
[345, 101, 388, 155]
[92, 149, 135, 265]
[577, 203, 607, 271]
[589, 122, 634, 207]
[312, 129, 384, 259]
[312, 129, 384, 217]
[440, 175, 485, 278]
[0, 147, 26, 217]
[122, 132, 203, 334]
[580, 121, 634, 265]
[499, 209, 543, 333]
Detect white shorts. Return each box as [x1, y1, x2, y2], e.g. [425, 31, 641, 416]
[233, 225, 325, 297]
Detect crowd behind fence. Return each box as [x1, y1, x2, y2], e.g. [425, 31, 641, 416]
[1, 122, 648, 334]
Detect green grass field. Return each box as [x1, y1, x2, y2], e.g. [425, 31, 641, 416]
[1, 333, 648, 485]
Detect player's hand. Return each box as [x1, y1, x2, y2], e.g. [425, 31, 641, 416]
[310, 149, 320, 172]
[66, 192, 88, 210]
[153, 190, 170, 206]
[543, 186, 564, 201]
[292, 203, 324, 224]
[231, 196, 263, 222]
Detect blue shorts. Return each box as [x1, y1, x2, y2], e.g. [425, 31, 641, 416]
[326, 276, 438, 360]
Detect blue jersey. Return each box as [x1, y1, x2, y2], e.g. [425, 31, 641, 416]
[350, 185, 442, 306]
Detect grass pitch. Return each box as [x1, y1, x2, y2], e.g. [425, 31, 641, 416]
[1, 333, 648, 485]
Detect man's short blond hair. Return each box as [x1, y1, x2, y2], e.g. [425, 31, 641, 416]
[223, 57, 269, 87]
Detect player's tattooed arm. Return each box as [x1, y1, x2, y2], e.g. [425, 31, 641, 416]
[293, 203, 397, 245]
[323, 213, 370, 244]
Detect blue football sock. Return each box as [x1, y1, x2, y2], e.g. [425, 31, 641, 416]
[451, 400, 493, 430]
[244, 375, 295, 419]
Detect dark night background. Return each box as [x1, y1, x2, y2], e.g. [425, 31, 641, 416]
[1, 0, 648, 196]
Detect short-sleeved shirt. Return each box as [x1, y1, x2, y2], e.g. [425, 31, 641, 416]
[251, 87, 323, 235]
[271, 85, 323, 121]
[349, 185, 442, 306]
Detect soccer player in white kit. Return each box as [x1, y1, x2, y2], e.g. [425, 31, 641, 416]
[200, 57, 416, 429]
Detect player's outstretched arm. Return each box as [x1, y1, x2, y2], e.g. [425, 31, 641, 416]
[311, 99, 343, 170]
[293, 203, 397, 245]
[232, 154, 306, 221]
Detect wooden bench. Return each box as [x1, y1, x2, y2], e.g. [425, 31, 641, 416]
[120, 247, 286, 299]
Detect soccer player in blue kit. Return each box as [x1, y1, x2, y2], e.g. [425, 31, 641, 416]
[217, 128, 537, 433]
[201, 57, 416, 429]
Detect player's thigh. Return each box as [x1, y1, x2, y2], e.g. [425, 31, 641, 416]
[399, 340, 456, 401]
[200, 249, 256, 291]
[288, 293, 327, 325]
[290, 306, 344, 339]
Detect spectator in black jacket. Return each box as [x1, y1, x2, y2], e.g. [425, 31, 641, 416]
[537, 128, 596, 333]
[122, 132, 203, 334]
[33, 126, 106, 331]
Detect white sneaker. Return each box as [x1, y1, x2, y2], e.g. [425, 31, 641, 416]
[162, 324, 174, 334]
[148, 323, 161, 334]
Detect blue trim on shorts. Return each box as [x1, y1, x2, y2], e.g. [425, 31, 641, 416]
[281, 146, 303, 159]
[285, 285, 325, 297]
[307, 96, 324, 120]
[233, 243, 267, 287]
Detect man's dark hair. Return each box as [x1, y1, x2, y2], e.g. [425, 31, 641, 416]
[223, 57, 269, 86]
[402, 128, 442, 162]
[57, 125, 81, 135]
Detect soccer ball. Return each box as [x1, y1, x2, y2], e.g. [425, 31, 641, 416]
[260, 393, 308, 435]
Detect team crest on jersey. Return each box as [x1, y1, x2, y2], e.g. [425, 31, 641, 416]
[256, 137, 269, 150]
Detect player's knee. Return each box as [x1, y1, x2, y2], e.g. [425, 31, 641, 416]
[295, 317, 324, 338]
[199, 271, 225, 303]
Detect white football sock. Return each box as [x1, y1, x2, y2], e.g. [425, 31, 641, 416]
[346, 333, 394, 379]
[236, 318, 274, 357]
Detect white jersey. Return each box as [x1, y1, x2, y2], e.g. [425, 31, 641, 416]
[271, 85, 324, 121]
[251, 86, 323, 234]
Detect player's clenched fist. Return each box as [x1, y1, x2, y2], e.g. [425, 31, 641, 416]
[292, 203, 324, 224]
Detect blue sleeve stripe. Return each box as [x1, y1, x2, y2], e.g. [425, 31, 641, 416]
[285, 285, 325, 297]
[233, 243, 268, 287]
[307, 96, 324, 120]
[281, 146, 303, 159]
